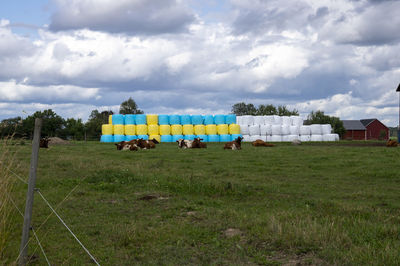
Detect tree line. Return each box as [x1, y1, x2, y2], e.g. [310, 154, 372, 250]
[0, 98, 345, 140]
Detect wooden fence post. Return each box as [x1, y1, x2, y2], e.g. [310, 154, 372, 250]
[19, 118, 42, 266]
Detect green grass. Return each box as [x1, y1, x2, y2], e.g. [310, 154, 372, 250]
[2, 141, 400, 265]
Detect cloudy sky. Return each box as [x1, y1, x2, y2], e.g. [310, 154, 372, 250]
[1, 0, 399, 126]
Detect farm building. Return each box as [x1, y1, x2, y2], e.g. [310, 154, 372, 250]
[342, 119, 389, 140]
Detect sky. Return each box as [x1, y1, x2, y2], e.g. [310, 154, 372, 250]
[0, 0, 399, 126]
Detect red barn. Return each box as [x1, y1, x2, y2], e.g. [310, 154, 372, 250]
[342, 120, 366, 140]
[360, 119, 389, 140]
[342, 119, 389, 140]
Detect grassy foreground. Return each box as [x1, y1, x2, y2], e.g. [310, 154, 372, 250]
[2, 141, 400, 265]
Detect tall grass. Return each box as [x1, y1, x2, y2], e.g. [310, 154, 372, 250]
[0, 135, 20, 259]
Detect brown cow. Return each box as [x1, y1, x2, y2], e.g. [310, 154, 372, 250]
[192, 138, 207, 148]
[115, 139, 138, 150]
[223, 136, 243, 150]
[40, 137, 49, 148]
[386, 139, 398, 147]
[137, 138, 156, 149]
[252, 139, 274, 147]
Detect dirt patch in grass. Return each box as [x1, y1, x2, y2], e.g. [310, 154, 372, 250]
[268, 252, 325, 266]
[48, 137, 70, 145]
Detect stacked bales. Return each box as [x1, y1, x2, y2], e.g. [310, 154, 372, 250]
[100, 114, 242, 142]
[237, 115, 339, 142]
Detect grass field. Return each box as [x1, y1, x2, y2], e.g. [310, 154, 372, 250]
[1, 141, 400, 265]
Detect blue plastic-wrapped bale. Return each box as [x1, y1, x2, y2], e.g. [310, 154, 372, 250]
[125, 114, 135, 125]
[100, 135, 113, 142]
[125, 135, 137, 141]
[208, 134, 220, 142]
[203, 115, 214, 125]
[220, 134, 231, 142]
[196, 135, 208, 142]
[172, 134, 184, 142]
[137, 134, 149, 140]
[169, 115, 180, 125]
[112, 114, 125, 125]
[180, 115, 191, 125]
[114, 135, 126, 142]
[191, 115, 203, 125]
[161, 135, 172, 142]
[214, 115, 226, 125]
[184, 135, 196, 140]
[135, 114, 146, 125]
[231, 134, 243, 141]
[225, 114, 236, 125]
[158, 115, 169, 125]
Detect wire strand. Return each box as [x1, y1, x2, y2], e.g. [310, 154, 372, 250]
[36, 190, 100, 266]
[6, 167, 28, 185]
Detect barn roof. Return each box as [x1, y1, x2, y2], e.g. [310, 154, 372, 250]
[342, 120, 366, 130]
[360, 119, 376, 127]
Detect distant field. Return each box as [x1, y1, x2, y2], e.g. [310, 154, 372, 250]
[2, 141, 400, 265]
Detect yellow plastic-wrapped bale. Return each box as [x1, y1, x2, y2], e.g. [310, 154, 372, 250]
[229, 124, 240, 134]
[146, 114, 158, 125]
[171, 125, 183, 135]
[183, 124, 194, 135]
[149, 135, 161, 143]
[194, 125, 206, 135]
[125, 125, 136, 135]
[108, 115, 113, 125]
[159, 125, 171, 135]
[205, 124, 217, 135]
[217, 124, 229, 135]
[102, 124, 113, 135]
[148, 125, 159, 135]
[113, 125, 124, 135]
[136, 124, 148, 135]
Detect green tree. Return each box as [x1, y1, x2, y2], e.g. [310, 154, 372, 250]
[305, 110, 346, 137]
[0, 117, 24, 138]
[277, 105, 299, 116]
[256, 104, 277, 115]
[64, 118, 85, 140]
[119, 97, 143, 114]
[231, 102, 257, 115]
[85, 110, 113, 140]
[22, 109, 65, 138]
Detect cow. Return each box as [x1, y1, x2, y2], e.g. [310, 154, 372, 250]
[386, 139, 398, 147]
[223, 136, 243, 150]
[252, 139, 275, 147]
[39, 137, 49, 148]
[137, 138, 156, 149]
[176, 139, 194, 149]
[115, 140, 138, 151]
[192, 138, 207, 148]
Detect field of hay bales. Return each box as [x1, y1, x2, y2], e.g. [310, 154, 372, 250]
[2, 141, 400, 265]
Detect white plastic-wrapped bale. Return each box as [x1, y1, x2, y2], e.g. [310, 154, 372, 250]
[273, 115, 282, 125]
[254, 116, 265, 125]
[250, 135, 262, 142]
[287, 135, 300, 141]
[243, 135, 251, 142]
[310, 124, 322, 135]
[260, 125, 271, 136]
[290, 116, 303, 126]
[249, 125, 261, 135]
[282, 116, 291, 126]
[334, 134, 340, 141]
[282, 135, 290, 142]
[240, 125, 250, 135]
[266, 135, 272, 142]
[322, 134, 336, 141]
[321, 124, 332, 135]
[271, 125, 282, 135]
[290, 126, 300, 135]
[260, 135, 267, 141]
[300, 125, 311, 135]
[281, 125, 290, 135]
[311, 135, 323, 141]
[236, 116, 242, 125]
[242, 115, 254, 125]
[270, 135, 282, 142]
[264, 115, 275, 125]
[300, 135, 311, 142]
